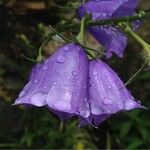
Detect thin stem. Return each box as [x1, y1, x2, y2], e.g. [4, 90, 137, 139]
[87, 11, 150, 27]
[106, 131, 111, 150]
[49, 25, 106, 56]
[122, 23, 150, 65]
[81, 45, 106, 55]
[124, 62, 146, 86]
[21, 54, 38, 63]
[49, 25, 72, 43]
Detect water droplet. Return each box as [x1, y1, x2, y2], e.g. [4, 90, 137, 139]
[102, 99, 113, 105]
[64, 72, 68, 76]
[64, 47, 70, 52]
[72, 78, 76, 82]
[83, 98, 87, 102]
[43, 95, 46, 98]
[62, 89, 66, 92]
[44, 86, 47, 89]
[56, 55, 66, 63]
[72, 70, 78, 76]
[53, 82, 57, 85]
[92, 70, 98, 76]
[43, 66, 47, 70]
[34, 80, 37, 83]
[75, 93, 79, 96]
[107, 85, 112, 89]
[30, 92, 46, 107]
[69, 91, 72, 94]
[102, 13, 107, 17]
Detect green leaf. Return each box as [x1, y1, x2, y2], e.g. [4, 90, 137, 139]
[126, 138, 143, 149]
[120, 122, 132, 138]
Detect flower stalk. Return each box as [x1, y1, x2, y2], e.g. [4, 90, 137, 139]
[86, 11, 150, 27]
[122, 23, 150, 65]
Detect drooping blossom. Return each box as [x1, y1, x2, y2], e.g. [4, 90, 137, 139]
[79, 59, 144, 126]
[77, 0, 139, 58]
[14, 43, 90, 120]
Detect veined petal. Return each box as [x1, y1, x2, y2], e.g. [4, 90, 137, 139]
[14, 43, 89, 119]
[89, 26, 127, 58]
[77, 0, 139, 58]
[79, 60, 144, 126]
[77, 0, 123, 20]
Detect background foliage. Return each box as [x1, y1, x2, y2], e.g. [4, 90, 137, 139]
[0, 0, 150, 149]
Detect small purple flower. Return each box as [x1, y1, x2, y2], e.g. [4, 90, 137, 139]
[77, 0, 139, 58]
[79, 60, 144, 126]
[14, 43, 90, 119]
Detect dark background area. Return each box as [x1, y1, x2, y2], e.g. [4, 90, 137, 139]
[0, 0, 150, 149]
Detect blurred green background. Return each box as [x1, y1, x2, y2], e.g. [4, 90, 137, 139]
[0, 0, 150, 149]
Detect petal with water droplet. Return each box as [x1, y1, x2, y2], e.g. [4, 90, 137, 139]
[80, 59, 144, 126]
[14, 43, 89, 120]
[77, 0, 139, 58]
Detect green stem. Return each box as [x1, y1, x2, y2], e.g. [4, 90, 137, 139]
[122, 23, 150, 65]
[106, 132, 111, 150]
[87, 11, 150, 27]
[76, 17, 85, 45]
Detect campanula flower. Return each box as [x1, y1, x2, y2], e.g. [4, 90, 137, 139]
[14, 43, 90, 119]
[79, 60, 144, 126]
[77, 0, 139, 58]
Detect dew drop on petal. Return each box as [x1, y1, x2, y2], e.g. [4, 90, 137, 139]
[72, 70, 78, 76]
[107, 85, 112, 89]
[92, 70, 98, 76]
[62, 89, 66, 93]
[30, 92, 46, 107]
[44, 86, 47, 89]
[102, 98, 113, 105]
[56, 55, 66, 63]
[64, 47, 70, 52]
[34, 80, 38, 83]
[53, 82, 57, 85]
[83, 98, 87, 102]
[69, 90, 72, 94]
[64, 72, 68, 76]
[43, 66, 48, 71]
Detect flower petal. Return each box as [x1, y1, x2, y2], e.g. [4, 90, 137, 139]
[112, 0, 139, 17]
[77, 0, 123, 20]
[80, 59, 144, 126]
[45, 44, 89, 116]
[89, 26, 127, 58]
[77, 0, 139, 58]
[14, 43, 89, 118]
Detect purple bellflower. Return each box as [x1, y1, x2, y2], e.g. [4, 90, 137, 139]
[79, 59, 144, 127]
[14, 43, 90, 120]
[77, 0, 139, 58]
[14, 44, 144, 126]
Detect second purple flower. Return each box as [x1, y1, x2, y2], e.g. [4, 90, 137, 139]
[77, 0, 139, 58]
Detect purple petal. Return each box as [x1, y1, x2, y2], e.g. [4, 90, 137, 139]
[112, 0, 139, 17]
[77, 0, 123, 20]
[77, 0, 139, 58]
[80, 60, 144, 126]
[14, 43, 89, 118]
[89, 26, 127, 58]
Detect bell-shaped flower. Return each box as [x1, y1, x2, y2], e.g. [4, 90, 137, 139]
[77, 0, 139, 58]
[79, 60, 144, 126]
[14, 43, 90, 119]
